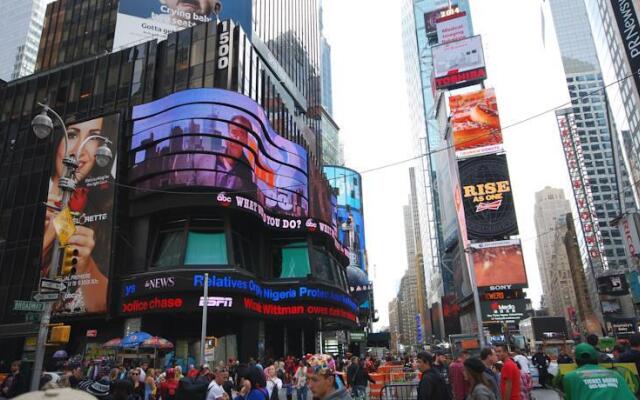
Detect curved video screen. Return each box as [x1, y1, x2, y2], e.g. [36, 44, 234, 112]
[130, 89, 309, 217]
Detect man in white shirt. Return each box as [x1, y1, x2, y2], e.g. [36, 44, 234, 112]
[207, 367, 229, 400]
[513, 350, 530, 375]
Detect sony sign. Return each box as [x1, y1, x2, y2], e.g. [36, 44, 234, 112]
[489, 285, 512, 291]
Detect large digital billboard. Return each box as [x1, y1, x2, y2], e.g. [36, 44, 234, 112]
[449, 88, 503, 157]
[130, 88, 308, 218]
[471, 240, 528, 288]
[41, 114, 120, 315]
[458, 154, 519, 241]
[423, 4, 462, 45]
[436, 12, 470, 44]
[432, 35, 487, 90]
[480, 299, 527, 324]
[609, 0, 640, 103]
[113, 0, 221, 50]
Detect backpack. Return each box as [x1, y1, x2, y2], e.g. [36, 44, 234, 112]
[175, 377, 209, 400]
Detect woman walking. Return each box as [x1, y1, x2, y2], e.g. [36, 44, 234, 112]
[463, 358, 497, 400]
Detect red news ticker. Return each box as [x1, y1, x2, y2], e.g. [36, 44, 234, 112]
[243, 298, 356, 322]
[122, 297, 184, 313]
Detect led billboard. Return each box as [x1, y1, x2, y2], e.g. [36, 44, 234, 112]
[449, 88, 503, 157]
[432, 35, 487, 90]
[480, 299, 527, 324]
[471, 240, 528, 288]
[130, 88, 308, 218]
[113, 0, 221, 50]
[597, 274, 629, 296]
[458, 154, 519, 241]
[436, 12, 470, 44]
[41, 114, 120, 315]
[424, 4, 462, 44]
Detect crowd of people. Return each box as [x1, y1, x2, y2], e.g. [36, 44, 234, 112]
[5, 333, 640, 399]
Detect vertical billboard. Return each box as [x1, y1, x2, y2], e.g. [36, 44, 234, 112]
[471, 240, 528, 288]
[458, 154, 519, 241]
[449, 88, 503, 157]
[113, 0, 222, 50]
[432, 36, 487, 90]
[423, 4, 462, 44]
[42, 114, 120, 315]
[436, 12, 470, 44]
[609, 0, 640, 101]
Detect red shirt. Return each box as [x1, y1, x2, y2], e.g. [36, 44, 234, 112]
[448, 360, 468, 400]
[500, 358, 521, 400]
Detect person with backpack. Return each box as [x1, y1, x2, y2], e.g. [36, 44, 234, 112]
[158, 368, 179, 400]
[416, 352, 450, 400]
[265, 366, 282, 400]
[306, 354, 351, 400]
[293, 360, 308, 400]
[175, 366, 209, 400]
[207, 368, 229, 400]
[346, 358, 375, 399]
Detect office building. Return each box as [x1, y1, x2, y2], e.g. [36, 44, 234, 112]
[0, 0, 49, 81]
[0, 11, 357, 368]
[583, 0, 640, 206]
[388, 298, 401, 353]
[401, 0, 474, 339]
[547, 0, 636, 322]
[534, 187, 572, 302]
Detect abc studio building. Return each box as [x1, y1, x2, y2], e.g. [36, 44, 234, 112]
[0, 16, 363, 365]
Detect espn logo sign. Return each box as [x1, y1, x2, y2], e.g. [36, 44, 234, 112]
[199, 296, 233, 307]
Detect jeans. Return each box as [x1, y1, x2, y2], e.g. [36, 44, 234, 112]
[296, 385, 308, 400]
[352, 385, 367, 399]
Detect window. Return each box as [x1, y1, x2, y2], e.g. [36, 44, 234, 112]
[151, 218, 227, 268]
[273, 241, 310, 279]
[185, 231, 227, 265]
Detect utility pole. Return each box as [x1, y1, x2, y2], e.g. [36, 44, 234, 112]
[200, 272, 209, 365]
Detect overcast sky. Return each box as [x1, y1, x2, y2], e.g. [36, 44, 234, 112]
[323, 0, 575, 329]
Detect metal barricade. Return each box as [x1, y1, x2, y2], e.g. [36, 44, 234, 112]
[380, 383, 419, 400]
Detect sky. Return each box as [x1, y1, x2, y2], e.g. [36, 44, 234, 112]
[323, 0, 576, 329]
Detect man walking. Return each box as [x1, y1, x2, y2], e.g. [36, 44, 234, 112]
[416, 352, 450, 400]
[562, 343, 635, 399]
[495, 344, 520, 400]
[480, 348, 500, 400]
[531, 348, 550, 388]
[432, 352, 450, 386]
[448, 351, 469, 400]
[619, 333, 640, 374]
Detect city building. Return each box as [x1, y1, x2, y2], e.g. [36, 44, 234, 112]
[546, 0, 637, 321]
[583, 0, 640, 206]
[0, 12, 356, 369]
[534, 187, 572, 303]
[401, 0, 474, 339]
[388, 298, 401, 354]
[0, 0, 49, 81]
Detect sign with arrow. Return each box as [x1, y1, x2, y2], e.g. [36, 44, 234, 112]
[40, 278, 67, 292]
[33, 292, 60, 302]
[13, 300, 45, 312]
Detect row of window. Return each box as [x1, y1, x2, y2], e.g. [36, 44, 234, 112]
[148, 218, 349, 291]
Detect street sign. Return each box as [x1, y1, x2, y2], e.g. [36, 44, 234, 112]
[25, 313, 41, 323]
[13, 300, 45, 312]
[86, 330, 97, 337]
[53, 207, 76, 245]
[40, 278, 66, 292]
[33, 292, 60, 302]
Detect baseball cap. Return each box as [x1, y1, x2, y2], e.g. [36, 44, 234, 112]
[14, 388, 97, 400]
[575, 343, 599, 361]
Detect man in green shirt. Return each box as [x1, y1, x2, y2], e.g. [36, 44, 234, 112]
[562, 343, 635, 400]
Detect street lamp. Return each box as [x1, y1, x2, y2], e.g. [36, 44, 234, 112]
[29, 104, 113, 391]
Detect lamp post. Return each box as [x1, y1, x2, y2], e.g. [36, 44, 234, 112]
[30, 104, 113, 391]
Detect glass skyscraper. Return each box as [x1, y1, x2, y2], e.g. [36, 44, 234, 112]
[546, 0, 636, 320]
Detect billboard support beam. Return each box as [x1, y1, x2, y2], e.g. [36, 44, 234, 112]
[465, 247, 485, 348]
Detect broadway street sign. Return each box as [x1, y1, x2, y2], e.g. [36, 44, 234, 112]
[13, 300, 45, 312]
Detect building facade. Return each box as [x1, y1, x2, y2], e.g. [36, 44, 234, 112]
[0, 0, 49, 81]
[388, 298, 400, 354]
[0, 13, 356, 368]
[547, 0, 636, 307]
[534, 187, 573, 303]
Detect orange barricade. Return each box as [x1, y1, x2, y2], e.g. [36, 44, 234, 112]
[369, 373, 385, 399]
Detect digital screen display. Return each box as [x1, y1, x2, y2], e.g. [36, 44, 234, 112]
[480, 289, 525, 301]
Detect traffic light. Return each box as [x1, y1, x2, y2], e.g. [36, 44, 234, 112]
[50, 325, 71, 344]
[61, 246, 78, 276]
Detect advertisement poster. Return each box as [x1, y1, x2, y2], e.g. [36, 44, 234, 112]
[458, 154, 519, 241]
[628, 271, 640, 303]
[597, 274, 629, 296]
[130, 88, 309, 218]
[601, 299, 622, 314]
[42, 114, 120, 315]
[449, 88, 503, 157]
[480, 299, 526, 324]
[432, 35, 487, 90]
[609, 0, 640, 101]
[423, 4, 461, 44]
[436, 12, 470, 44]
[113, 0, 221, 50]
[471, 240, 528, 288]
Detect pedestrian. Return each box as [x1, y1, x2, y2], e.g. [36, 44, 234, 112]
[531, 348, 550, 388]
[479, 348, 500, 400]
[306, 354, 351, 400]
[158, 368, 179, 400]
[449, 351, 470, 400]
[495, 344, 520, 400]
[463, 357, 497, 400]
[433, 352, 450, 386]
[586, 334, 613, 363]
[514, 361, 531, 400]
[416, 352, 450, 400]
[618, 333, 640, 374]
[130, 368, 145, 400]
[206, 367, 229, 400]
[0, 361, 27, 399]
[612, 344, 626, 361]
[234, 366, 269, 400]
[512, 350, 530, 384]
[293, 359, 308, 400]
[265, 366, 282, 400]
[562, 343, 635, 400]
[346, 358, 375, 399]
